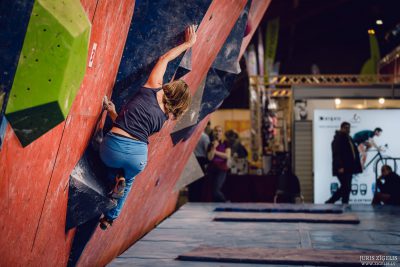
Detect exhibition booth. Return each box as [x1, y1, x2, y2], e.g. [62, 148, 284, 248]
[292, 85, 400, 203]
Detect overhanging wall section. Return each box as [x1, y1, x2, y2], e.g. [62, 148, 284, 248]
[79, 1, 251, 265]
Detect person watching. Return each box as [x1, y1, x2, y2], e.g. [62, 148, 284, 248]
[372, 165, 400, 206]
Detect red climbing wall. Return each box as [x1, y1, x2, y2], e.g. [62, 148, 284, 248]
[0, 1, 136, 265]
[0, 0, 271, 266]
[80, 1, 250, 265]
[239, 0, 272, 58]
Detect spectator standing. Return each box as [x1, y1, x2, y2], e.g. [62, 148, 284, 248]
[325, 122, 362, 204]
[207, 126, 231, 202]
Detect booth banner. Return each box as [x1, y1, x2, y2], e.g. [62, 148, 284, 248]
[264, 17, 279, 72]
[246, 45, 262, 162]
[313, 109, 400, 204]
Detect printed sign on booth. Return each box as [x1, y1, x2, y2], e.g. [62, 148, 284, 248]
[313, 109, 400, 204]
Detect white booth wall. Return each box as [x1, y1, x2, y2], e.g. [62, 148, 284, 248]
[313, 109, 400, 204]
[293, 99, 400, 203]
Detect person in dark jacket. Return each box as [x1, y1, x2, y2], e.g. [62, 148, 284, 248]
[274, 165, 302, 203]
[325, 122, 362, 204]
[372, 165, 400, 205]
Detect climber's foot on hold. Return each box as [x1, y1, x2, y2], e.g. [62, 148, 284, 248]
[110, 176, 126, 199]
[99, 217, 113, 230]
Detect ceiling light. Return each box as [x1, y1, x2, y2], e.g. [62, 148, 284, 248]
[376, 20, 383, 25]
[368, 29, 375, 35]
[378, 98, 385, 104]
[335, 98, 341, 105]
[356, 104, 364, 109]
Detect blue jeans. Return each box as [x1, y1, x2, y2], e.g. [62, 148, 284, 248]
[208, 166, 227, 202]
[99, 132, 148, 220]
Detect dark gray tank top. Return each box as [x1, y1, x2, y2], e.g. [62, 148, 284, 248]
[114, 87, 168, 144]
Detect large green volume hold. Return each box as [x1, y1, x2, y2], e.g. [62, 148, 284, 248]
[5, 0, 91, 147]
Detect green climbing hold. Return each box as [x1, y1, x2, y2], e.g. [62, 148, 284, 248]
[5, 0, 91, 147]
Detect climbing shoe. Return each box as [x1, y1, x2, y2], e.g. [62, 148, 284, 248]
[110, 176, 126, 199]
[99, 217, 113, 230]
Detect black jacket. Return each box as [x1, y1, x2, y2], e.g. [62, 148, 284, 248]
[331, 131, 362, 176]
[377, 172, 400, 205]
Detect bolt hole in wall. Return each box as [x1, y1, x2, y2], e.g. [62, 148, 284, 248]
[296, 99, 400, 204]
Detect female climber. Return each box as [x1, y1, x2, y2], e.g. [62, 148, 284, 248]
[99, 25, 196, 230]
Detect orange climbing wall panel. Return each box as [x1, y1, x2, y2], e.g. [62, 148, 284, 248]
[0, 0, 271, 266]
[0, 0, 136, 265]
[239, 0, 272, 58]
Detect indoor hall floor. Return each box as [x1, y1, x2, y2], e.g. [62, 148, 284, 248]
[108, 203, 400, 266]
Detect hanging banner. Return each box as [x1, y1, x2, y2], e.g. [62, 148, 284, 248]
[257, 29, 264, 76]
[246, 45, 262, 163]
[245, 44, 258, 76]
[361, 33, 381, 75]
[313, 109, 400, 204]
[264, 17, 279, 75]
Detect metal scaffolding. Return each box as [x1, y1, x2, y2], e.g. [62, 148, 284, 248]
[249, 74, 400, 87]
[248, 74, 400, 173]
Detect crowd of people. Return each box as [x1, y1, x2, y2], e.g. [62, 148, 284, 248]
[191, 120, 399, 206]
